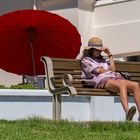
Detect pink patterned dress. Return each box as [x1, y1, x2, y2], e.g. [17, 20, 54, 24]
[81, 56, 124, 88]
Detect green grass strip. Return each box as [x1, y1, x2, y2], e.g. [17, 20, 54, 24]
[0, 118, 140, 140]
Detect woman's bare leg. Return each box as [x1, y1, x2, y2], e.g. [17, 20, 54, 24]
[104, 79, 129, 114]
[124, 80, 140, 114]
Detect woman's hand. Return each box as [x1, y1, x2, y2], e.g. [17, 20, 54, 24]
[96, 67, 110, 73]
[102, 47, 112, 56]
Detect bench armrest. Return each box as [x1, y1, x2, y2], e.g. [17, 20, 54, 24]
[41, 56, 77, 95]
[62, 73, 73, 86]
[50, 73, 77, 95]
[50, 73, 73, 86]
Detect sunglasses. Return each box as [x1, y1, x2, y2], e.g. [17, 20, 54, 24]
[94, 48, 102, 52]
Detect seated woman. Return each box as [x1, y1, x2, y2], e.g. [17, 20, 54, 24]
[81, 37, 140, 121]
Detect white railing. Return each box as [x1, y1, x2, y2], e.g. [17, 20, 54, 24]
[95, 0, 135, 7]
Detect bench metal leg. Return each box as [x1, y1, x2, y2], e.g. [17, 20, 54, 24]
[53, 94, 61, 120]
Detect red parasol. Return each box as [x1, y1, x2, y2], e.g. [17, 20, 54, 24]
[0, 9, 81, 76]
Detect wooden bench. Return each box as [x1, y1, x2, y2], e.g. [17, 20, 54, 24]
[41, 56, 140, 120]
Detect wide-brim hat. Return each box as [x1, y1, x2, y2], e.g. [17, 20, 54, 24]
[84, 37, 103, 50]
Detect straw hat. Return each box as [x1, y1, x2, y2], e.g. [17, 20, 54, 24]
[84, 37, 103, 50]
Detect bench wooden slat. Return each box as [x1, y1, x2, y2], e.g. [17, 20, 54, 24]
[131, 77, 140, 81]
[76, 91, 133, 96]
[52, 60, 81, 70]
[55, 84, 84, 88]
[130, 73, 140, 76]
[115, 62, 140, 72]
[54, 70, 81, 75]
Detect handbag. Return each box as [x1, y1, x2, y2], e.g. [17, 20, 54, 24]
[119, 72, 131, 80]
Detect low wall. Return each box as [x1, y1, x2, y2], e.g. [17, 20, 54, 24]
[0, 89, 138, 121]
[0, 89, 90, 121]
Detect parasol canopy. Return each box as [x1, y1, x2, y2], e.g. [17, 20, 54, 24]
[0, 9, 81, 76]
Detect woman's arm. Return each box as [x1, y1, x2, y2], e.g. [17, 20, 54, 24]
[95, 67, 110, 73]
[108, 54, 115, 71]
[103, 47, 116, 72]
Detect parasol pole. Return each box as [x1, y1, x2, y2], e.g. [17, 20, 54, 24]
[29, 28, 37, 87]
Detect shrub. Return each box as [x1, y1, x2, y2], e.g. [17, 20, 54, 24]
[0, 84, 42, 89]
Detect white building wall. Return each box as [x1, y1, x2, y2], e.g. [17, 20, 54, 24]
[0, 0, 33, 15]
[50, 8, 79, 29]
[77, 0, 140, 59]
